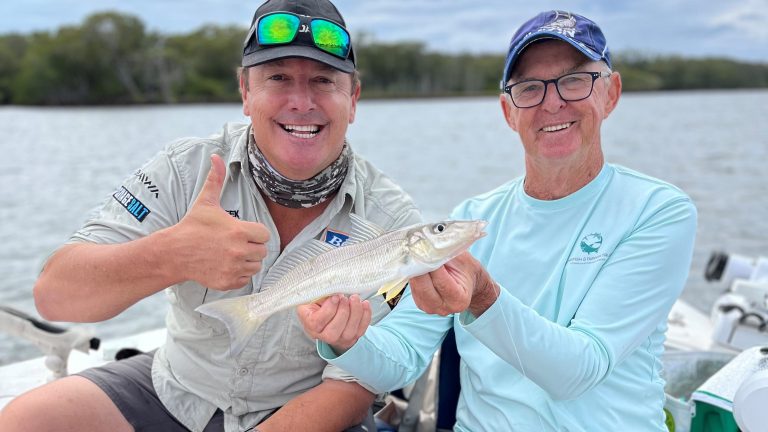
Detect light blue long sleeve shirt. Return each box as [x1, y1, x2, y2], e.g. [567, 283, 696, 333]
[320, 164, 697, 431]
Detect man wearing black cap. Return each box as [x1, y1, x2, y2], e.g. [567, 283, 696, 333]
[301, 10, 697, 431]
[0, 1, 420, 431]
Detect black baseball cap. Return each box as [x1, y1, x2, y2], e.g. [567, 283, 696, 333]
[242, 0, 356, 72]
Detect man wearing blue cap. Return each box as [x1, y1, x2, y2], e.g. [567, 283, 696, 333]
[0, 0, 421, 431]
[300, 10, 697, 431]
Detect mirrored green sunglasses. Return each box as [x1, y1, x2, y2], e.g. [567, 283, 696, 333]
[255, 12, 351, 59]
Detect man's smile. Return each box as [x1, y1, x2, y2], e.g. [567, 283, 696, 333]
[540, 122, 575, 133]
[279, 123, 324, 139]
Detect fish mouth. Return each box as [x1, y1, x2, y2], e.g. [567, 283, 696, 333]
[474, 220, 488, 240]
[452, 220, 488, 256]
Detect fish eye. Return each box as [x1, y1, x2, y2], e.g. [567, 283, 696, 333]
[432, 223, 446, 234]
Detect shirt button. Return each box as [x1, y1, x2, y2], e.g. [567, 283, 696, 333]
[238, 368, 249, 376]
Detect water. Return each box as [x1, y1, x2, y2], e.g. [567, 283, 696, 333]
[1, 90, 766, 364]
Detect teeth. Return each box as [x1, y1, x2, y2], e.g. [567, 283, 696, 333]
[285, 124, 319, 132]
[282, 124, 321, 139]
[542, 123, 571, 132]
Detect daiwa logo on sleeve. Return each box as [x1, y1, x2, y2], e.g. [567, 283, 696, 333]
[113, 186, 151, 222]
[134, 169, 160, 198]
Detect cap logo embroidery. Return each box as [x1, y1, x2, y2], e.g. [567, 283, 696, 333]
[299, 24, 310, 33]
[540, 12, 576, 38]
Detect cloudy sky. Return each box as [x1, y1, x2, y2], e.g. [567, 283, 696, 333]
[2, 0, 767, 62]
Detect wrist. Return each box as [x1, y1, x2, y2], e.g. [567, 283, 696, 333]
[149, 226, 185, 286]
[468, 267, 499, 317]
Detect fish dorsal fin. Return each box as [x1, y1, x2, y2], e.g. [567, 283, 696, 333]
[344, 213, 385, 245]
[262, 240, 334, 289]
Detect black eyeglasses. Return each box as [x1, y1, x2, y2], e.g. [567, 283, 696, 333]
[503, 71, 611, 108]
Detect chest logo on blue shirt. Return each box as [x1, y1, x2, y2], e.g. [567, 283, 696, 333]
[580, 233, 603, 254]
[113, 186, 151, 222]
[324, 229, 349, 247]
[569, 232, 609, 265]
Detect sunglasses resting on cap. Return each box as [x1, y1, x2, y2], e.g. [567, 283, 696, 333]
[242, 0, 356, 72]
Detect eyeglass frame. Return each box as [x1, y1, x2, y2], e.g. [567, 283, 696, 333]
[503, 71, 612, 108]
[245, 11, 353, 60]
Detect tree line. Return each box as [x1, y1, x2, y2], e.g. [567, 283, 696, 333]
[1, 12, 766, 105]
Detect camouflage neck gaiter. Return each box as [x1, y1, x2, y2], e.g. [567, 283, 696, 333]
[247, 135, 350, 209]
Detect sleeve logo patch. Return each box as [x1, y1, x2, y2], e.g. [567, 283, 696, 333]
[134, 170, 160, 198]
[113, 186, 151, 222]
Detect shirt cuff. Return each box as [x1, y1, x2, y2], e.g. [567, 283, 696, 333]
[458, 284, 509, 328]
[318, 341, 380, 394]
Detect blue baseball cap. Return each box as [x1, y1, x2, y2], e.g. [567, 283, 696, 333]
[500, 10, 611, 89]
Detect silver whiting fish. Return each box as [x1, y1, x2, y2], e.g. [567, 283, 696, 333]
[195, 218, 488, 355]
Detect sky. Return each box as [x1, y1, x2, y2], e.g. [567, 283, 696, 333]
[1, 0, 767, 63]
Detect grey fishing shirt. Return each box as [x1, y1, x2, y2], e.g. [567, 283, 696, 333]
[68, 122, 422, 432]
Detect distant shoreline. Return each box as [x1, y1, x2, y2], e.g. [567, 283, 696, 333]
[2, 87, 766, 108]
[2, 12, 767, 106]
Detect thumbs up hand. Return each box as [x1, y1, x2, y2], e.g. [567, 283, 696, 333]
[165, 154, 270, 290]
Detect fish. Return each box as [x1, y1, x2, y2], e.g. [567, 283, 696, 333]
[195, 217, 488, 355]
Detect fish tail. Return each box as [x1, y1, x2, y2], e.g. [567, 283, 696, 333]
[196, 298, 270, 356]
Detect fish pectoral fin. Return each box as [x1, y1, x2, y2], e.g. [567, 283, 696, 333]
[309, 295, 329, 305]
[376, 278, 408, 301]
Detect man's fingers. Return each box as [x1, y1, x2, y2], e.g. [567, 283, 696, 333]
[305, 295, 342, 335]
[297, 303, 322, 336]
[320, 296, 351, 341]
[243, 221, 270, 244]
[354, 301, 372, 340]
[194, 154, 226, 207]
[339, 295, 366, 342]
[410, 273, 446, 314]
[410, 265, 471, 315]
[428, 265, 467, 307]
[244, 243, 268, 262]
[298, 297, 336, 336]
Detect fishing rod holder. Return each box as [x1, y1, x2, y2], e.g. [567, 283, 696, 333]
[0, 305, 100, 380]
[705, 251, 768, 351]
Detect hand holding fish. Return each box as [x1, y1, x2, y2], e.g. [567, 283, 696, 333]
[410, 252, 500, 318]
[298, 294, 372, 353]
[168, 154, 269, 291]
[197, 219, 487, 355]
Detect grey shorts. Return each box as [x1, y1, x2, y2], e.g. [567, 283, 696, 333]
[77, 350, 375, 432]
[76, 350, 224, 432]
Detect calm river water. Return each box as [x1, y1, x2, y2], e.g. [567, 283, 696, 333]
[1, 90, 766, 364]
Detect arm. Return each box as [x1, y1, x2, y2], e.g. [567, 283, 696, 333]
[257, 380, 374, 432]
[299, 290, 452, 393]
[34, 155, 269, 322]
[418, 198, 697, 399]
